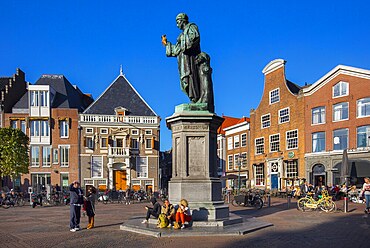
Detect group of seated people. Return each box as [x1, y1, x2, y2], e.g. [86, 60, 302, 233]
[142, 197, 192, 229]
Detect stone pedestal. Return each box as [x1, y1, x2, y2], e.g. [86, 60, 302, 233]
[166, 107, 229, 221]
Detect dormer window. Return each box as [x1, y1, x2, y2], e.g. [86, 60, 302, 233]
[115, 106, 127, 116]
[333, 81, 349, 98]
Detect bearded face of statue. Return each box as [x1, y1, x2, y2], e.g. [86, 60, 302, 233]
[176, 19, 187, 30]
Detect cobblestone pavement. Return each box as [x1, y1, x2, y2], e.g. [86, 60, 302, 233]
[0, 198, 369, 248]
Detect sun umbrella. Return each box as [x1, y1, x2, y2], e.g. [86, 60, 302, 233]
[341, 149, 350, 186]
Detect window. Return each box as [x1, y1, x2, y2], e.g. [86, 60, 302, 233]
[228, 155, 233, 170]
[261, 114, 271, 129]
[270, 88, 280, 104]
[286, 130, 298, 150]
[42, 146, 51, 167]
[131, 129, 139, 135]
[234, 135, 240, 148]
[279, 108, 290, 124]
[227, 137, 233, 150]
[241, 133, 247, 147]
[60, 120, 69, 138]
[101, 138, 108, 148]
[333, 129, 348, 150]
[333, 81, 348, 98]
[40, 91, 49, 107]
[255, 137, 264, 155]
[85, 137, 94, 149]
[41, 121, 49, 136]
[131, 138, 139, 149]
[270, 134, 280, 152]
[91, 156, 103, 178]
[241, 152, 247, 168]
[31, 146, 40, 167]
[145, 130, 152, 135]
[100, 128, 108, 134]
[60, 146, 70, 167]
[136, 156, 148, 178]
[53, 149, 59, 164]
[30, 120, 40, 137]
[312, 106, 326, 124]
[357, 125, 370, 148]
[234, 154, 240, 170]
[30, 91, 39, 107]
[286, 161, 298, 178]
[357, 98, 370, 118]
[255, 164, 264, 186]
[333, 102, 349, 121]
[10, 120, 17, 128]
[312, 132, 325, 152]
[86, 128, 93, 134]
[146, 138, 152, 149]
[20, 121, 26, 134]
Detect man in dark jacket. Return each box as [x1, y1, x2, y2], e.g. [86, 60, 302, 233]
[142, 197, 161, 224]
[69, 181, 84, 232]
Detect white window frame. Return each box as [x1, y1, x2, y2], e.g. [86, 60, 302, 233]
[255, 164, 264, 186]
[131, 129, 139, 135]
[286, 129, 298, 150]
[145, 130, 152, 135]
[41, 120, 49, 137]
[10, 120, 17, 129]
[286, 160, 298, 178]
[59, 145, 70, 167]
[40, 91, 49, 107]
[100, 137, 108, 149]
[100, 128, 108, 135]
[333, 102, 349, 122]
[357, 125, 370, 148]
[234, 154, 240, 170]
[136, 156, 148, 178]
[269, 88, 280, 104]
[30, 91, 39, 107]
[31, 146, 40, 167]
[227, 137, 233, 150]
[269, 133, 280, 152]
[234, 135, 240, 148]
[261, 114, 271, 129]
[91, 156, 103, 178]
[333, 128, 348, 151]
[145, 138, 152, 149]
[86, 137, 94, 149]
[312, 132, 326, 153]
[227, 155, 233, 171]
[60, 120, 69, 138]
[241, 152, 247, 168]
[20, 120, 26, 134]
[86, 128, 93, 134]
[42, 146, 51, 167]
[333, 81, 349, 98]
[241, 133, 247, 147]
[279, 107, 290, 124]
[255, 137, 264, 155]
[53, 148, 59, 164]
[312, 106, 326, 125]
[357, 97, 370, 118]
[131, 138, 139, 149]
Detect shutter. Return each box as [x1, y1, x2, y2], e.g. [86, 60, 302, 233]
[106, 137, 109, 147]
[151, 137, 155, 149]
[68, 118, 71, 129]
[83, 137, 87, 147]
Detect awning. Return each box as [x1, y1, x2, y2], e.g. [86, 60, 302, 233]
[221, 174, 238, 180]
[335, 160, 370, 177]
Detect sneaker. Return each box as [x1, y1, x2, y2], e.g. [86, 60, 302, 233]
[75, 226, 80, 231]
[70, 228, 76, 232]
[181, 224, 185, 229]
[141, 220, 148, 224]
[167, 224, 172, 228]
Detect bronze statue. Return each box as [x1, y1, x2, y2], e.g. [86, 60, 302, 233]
[163, 13, 214, 112]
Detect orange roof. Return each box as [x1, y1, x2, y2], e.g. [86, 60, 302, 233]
[218, 115, 249, 134]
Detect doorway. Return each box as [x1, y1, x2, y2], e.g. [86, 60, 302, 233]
[271, 174, 278, 189]
[114, 170, 127, 190]
[312, 164, 326, 187]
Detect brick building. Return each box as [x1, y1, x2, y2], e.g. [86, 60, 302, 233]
[79, 70, 160, 192]
[223, 117, 250, 190]
[5, 74, 93, 193]
[303, 65, 370, 187]
[249, 59, 306, 190]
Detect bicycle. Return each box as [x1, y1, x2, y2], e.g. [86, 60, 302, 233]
[297, 190, 336, 212]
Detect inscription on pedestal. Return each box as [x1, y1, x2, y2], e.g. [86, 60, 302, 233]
[172, 124, 209, 132]
[187, 137, 205, 177]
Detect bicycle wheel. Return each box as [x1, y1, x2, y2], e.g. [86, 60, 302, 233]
[17, 198, 25, 207]
[253, 198, 263, 209]
[319, 199, 336, 212]
[297, 198, 311, 211]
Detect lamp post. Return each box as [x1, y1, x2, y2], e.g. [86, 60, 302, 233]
[238, 157, 242, 194]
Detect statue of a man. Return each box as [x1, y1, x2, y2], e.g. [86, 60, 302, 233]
[162, 13, 214, 113]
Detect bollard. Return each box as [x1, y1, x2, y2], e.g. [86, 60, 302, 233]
[287, 195, 291, 209]
[227, 193, 230, 204]
[344, 197, 349, 213]
[267, 193, 271, 207]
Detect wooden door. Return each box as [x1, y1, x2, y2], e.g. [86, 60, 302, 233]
[114, 170, 127, 190]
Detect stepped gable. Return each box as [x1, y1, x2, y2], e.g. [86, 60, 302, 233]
[0, 77, 11, 91]
[83, 74, 157, 116]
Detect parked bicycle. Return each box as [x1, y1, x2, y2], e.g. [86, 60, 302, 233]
[231, 189, 264, 209]
[297, 189, 336, 212]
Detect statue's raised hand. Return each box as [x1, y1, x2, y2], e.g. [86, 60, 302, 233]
[161, 35, 167, 46]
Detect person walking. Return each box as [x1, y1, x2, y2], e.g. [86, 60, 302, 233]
[84, 187, 96, 229]
[69, 181, 84, 232]
[360, 177, 370, 213]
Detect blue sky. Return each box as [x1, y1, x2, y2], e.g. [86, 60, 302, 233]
[1, 1, 370, 150]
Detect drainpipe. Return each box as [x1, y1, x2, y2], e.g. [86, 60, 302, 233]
[78, 125, 82, 184]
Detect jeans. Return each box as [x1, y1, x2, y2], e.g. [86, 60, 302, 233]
[365, 194, 370, 209]
[70, 205, 81, 229]
[146, 209, 159, 220]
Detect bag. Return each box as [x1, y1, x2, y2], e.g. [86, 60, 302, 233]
[173, 221, 180, 230]
[158, 214, 169, 228]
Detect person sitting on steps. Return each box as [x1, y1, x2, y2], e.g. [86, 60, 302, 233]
[160, 199, 175, 227]
[142, 197, 161, 224]
[174, 199, 192, 229]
